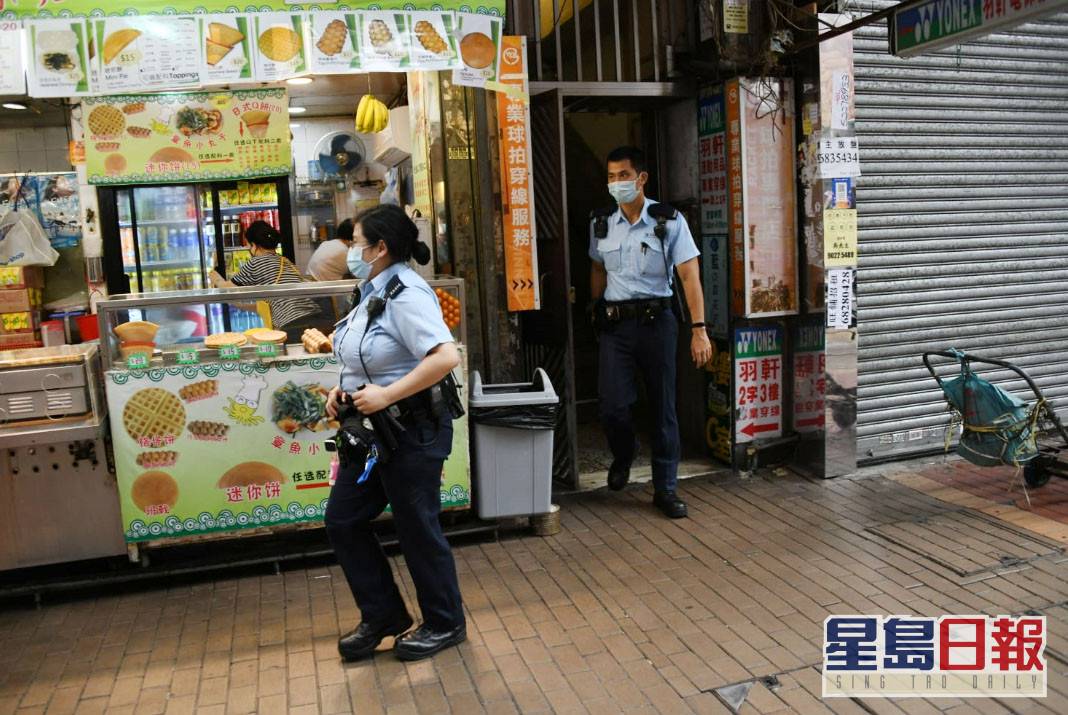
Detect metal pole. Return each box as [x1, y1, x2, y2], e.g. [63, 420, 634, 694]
[594, 0, 603, 81]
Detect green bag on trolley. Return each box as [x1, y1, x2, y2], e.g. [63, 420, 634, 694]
[939, 350, 1040, 468]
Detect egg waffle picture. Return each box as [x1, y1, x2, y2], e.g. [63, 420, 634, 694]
[123, 388, 186, 444]
[87, 105, 126, 138]
[188, 420, 230, 441]
[258, 26, 302, 62]
[368, 19, 393, 48]
[178, 379, 218, 403]
[122, 102, 145, 114]
[414, 20, 448, 55]
[136, 451, 178, 469]
[126, 126, 151, 138]
[94, 142, 120, 152]
[316, 19, 348, 56]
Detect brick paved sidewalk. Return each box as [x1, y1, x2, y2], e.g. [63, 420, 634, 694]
[2, 461, 1067, 714]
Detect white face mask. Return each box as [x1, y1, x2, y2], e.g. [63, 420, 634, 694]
[608, 180, 640, 204]
[347, 244, 379, 279]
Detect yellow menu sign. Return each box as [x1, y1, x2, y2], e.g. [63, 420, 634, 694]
[83, 88, 290, 185]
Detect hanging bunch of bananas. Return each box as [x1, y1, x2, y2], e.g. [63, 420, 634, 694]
[355, 94, 390, 134]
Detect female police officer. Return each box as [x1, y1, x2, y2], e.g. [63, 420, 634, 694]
[324, 204, 465, 662]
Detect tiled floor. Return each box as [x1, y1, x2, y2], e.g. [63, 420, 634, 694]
[2, 460, 1068, 714]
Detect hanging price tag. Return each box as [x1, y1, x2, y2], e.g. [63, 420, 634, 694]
[176, 348, 199, 365]
[126, 354, 149, 370]
[256, 342, 279, 359]
[219, 345, 241, 361]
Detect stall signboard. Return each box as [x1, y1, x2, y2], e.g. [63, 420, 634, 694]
[734, 325, 783, 443]
[891, 0, 1068, 57]
[1, 1, 507, 19]
[105, 358, 472, 543]
[82, 88, 290, 185]
[4, 4, 506, 97]
[698, 86, 728, 235]
[793, 321, 826, 434]
[725, 77, 799, 318]
[496, 35, 540, 312]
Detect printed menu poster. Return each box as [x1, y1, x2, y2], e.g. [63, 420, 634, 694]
[358, 11, 409, 71]
[307, 12, 360, 74]
[408, 12, 460, 71]
[82, 88, 290, 185]
[104, 358, 471, 543]
[0, 20, 26, 95]
[93, 16, 200, 93]
[252, 13, 307, 81]
[200, 14, 253, 84]
[26, 18, 92, 97]
[452, 12, 501, 88]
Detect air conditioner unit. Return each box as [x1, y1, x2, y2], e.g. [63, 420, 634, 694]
[371, 106, 411, 168]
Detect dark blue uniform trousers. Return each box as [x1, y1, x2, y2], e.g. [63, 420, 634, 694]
[598, 309, 680, 493]
[324, 416, 465, 631]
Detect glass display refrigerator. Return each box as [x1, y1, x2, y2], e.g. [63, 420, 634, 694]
[97, 177, 293, 341]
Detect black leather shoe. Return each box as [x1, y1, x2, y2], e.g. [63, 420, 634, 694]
[653, 491, 688, 519]
[338, 612, 413, 662]
[607, 458, 631, 491]
[393, 623, 467, 661]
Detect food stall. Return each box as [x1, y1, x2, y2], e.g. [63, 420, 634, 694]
[95, 277, 468, 563]
[0, 0, 513, 569]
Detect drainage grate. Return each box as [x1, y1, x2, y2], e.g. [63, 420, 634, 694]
[864, 509, 1063, 577]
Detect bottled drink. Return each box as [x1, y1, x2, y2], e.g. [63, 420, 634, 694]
[166, 228, 179, 262]
[142, 227, 157, 263]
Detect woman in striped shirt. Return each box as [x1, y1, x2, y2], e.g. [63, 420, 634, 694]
[209, 221, 327, 342]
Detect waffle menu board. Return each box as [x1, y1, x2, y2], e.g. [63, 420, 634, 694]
[12, 9, 504, 97]
[104, 358, 472, 543]
[81, 88, 290, 185]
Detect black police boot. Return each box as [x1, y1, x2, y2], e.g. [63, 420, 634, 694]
[607, 438, 639, 491]
[393, 623, 467, 661]
[338, 611, 413, 662]
[653, 491, 688, 519]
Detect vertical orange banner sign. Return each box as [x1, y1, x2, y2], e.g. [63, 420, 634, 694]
[496, 35, 540, 312]
[725, 79, 745, 316]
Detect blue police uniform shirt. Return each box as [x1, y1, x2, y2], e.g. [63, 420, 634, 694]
[333, 262, 454, 391]
[588, 197, 700, 302]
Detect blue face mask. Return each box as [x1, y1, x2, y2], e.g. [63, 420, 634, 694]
[347, 245, 375, 279]
[608, 180, 640, 205]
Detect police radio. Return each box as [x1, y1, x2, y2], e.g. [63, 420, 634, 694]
[590, 206, 615, 239]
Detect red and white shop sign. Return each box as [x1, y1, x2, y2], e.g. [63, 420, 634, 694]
[734, 326, 783, 442]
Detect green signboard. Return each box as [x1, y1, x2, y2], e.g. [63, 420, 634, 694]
[891, 0, 1068, 57]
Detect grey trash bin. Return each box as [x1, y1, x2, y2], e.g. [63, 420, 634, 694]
[470, 368, 558, 519]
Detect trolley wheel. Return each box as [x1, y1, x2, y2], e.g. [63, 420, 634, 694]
[1024, 458, 1052, 488]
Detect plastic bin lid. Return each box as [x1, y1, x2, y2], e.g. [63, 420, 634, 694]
[469, 368, 558, 407]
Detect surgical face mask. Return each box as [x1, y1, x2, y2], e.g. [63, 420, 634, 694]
[347, 244, 378, 279]
[607, 180, 640, 205]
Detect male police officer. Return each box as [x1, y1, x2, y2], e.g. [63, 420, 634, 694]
[589, 146, 712, 519]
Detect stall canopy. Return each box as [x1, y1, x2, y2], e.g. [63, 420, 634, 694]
[0, 1, 508, 98]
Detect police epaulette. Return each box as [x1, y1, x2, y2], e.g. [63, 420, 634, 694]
[590, 205, 615, 220]
[384, 275, 406, 301]
[647, 203, 678, 221]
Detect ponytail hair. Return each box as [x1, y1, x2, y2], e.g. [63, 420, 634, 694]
[354, 204, 431, 266]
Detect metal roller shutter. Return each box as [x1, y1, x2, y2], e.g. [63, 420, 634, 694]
[854, 2, 1068, 461]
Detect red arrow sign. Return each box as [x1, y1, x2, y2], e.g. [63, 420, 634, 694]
[740, 421, 778, 438]
[796, 416, 824, 428]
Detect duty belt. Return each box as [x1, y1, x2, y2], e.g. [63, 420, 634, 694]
[602, 297, 673, 323]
